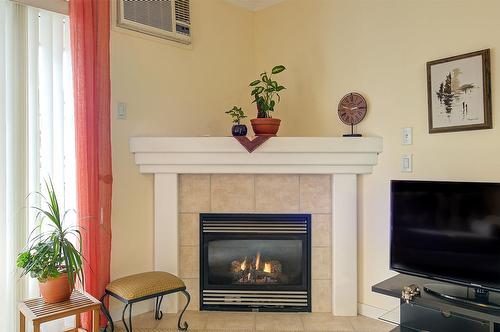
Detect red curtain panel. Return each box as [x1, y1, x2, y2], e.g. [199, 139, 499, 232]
[69, 0, 112, 328]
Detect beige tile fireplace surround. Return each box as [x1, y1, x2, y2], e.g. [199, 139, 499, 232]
[130, 136, 383, 317]
[179, 174, 333, 312]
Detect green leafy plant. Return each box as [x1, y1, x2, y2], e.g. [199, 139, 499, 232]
[249, 65, 286, 118]
[16, 179, 84, 286]
[225, 106, 247, 124]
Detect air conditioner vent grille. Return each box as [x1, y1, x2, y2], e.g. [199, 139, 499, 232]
[117, 0, 191, 44]
[123, 0, 173, 33]
[175, 0, 190, 24]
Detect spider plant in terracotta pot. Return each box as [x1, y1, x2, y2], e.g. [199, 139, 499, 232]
[249, 64, 286, 136]
[16, 179, 84, 303]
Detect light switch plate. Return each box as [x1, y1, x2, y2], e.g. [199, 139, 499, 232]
[402, 127, 412, 145]
[117, 102, 127, 120]
[401, 154, 412, 172]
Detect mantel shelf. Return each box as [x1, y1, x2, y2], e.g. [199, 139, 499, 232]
[129, 136, 383, 174]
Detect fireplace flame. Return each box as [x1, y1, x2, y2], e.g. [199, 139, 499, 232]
[232, 254, 282, 284]
[240, 257, 247, 271]
[255, 252, 261, 270]
[237, 253, 274, 276]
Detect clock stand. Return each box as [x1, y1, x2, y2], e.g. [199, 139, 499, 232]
[343, 123, 362, 137]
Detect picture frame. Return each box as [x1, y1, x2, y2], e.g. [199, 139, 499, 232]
[426, 49, 492, 134]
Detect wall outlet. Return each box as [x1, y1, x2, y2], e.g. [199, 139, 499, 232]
[401, 154, 412, 172]
[117, 102, 127, 120]
[402, 127, 412, 145]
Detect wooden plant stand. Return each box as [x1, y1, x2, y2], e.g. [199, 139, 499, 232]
[18, 290, 101, 332]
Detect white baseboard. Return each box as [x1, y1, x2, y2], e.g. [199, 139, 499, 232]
[357, 302, 387, 320]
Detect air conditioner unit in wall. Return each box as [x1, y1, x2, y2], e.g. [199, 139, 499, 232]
[116, 0, 191, 44]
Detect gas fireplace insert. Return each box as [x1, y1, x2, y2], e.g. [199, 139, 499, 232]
[200, 213, 311, 312]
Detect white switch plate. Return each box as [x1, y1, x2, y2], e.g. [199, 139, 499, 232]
[117, 102, 127, 120]
[402, 127, 412, 145]
[401, 154, 412, 172]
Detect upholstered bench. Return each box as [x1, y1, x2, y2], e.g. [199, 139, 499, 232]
[100, 271, 190, 332]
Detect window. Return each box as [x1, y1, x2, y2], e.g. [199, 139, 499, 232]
[0, 3, 75, 331]
[32, 7, 76, 226]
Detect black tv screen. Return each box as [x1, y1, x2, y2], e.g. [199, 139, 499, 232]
[390, 180, 500, 291]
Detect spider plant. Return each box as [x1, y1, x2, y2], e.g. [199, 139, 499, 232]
[16, 179, 84, 288]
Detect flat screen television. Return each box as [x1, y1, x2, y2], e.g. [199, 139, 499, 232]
[390, 180, 500, 293]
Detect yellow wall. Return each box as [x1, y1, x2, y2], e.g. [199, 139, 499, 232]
[110, 0, 500, 314]
[254, 0, 500, 311]
[110, 0, 254, 314]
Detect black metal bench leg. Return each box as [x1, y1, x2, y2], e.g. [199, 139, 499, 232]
[100, 293, 114, 332]
[122, 303, 133, 332]
[177, 290, 190, 331]
[129, 303, 133, 332]
[155, 295, 164, 320]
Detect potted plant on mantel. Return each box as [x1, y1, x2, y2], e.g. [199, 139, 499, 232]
[249, 64, 286, 136]
[225, 106, 248, 136]
[16, 179, 84, 303]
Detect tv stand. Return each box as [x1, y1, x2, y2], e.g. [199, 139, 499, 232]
[424, 283, 500, 311]
[373, 275, 500, 332]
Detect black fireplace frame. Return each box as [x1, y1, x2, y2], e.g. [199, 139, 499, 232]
[199, 213, 311, 312]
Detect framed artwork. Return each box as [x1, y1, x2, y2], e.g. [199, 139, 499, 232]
[427, 49, 492, 133]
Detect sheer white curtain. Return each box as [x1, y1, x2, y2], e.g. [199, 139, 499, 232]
[0, 2, 75, 331]
[0, 2, 29, 331]
[35, 9, 76, 331]
[37, 6, 76, 222]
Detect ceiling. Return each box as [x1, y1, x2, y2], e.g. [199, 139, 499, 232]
[225, 0, 286, 11]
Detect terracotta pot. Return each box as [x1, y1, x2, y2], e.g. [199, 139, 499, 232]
[39, 273, 75, 303]
[250, 118, 281, 136]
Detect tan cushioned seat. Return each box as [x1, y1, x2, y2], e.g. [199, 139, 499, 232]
[106, 271, 185, 301]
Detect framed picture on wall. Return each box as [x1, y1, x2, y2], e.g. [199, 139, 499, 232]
[427, 49, 492, 133]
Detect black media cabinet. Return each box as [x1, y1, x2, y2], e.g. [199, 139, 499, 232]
[373, 274, 500, 332]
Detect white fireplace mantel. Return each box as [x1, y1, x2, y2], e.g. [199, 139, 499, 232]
[130, 136, 383, 315]
[130, 136, 382, 174]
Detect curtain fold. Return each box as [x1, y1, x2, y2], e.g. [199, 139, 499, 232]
[0, 2, 30, 331]
[69, 0, 112, 328]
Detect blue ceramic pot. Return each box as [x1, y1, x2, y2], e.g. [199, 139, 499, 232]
[232, 124, 247, 136]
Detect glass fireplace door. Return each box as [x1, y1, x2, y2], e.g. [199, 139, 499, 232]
[206, 236, 305, 289]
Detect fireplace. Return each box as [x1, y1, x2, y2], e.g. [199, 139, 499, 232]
[132, 137, 383, 315]
[200, 213, 311, 312]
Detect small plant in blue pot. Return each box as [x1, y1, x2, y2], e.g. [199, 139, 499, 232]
[226, 106, 248, 136]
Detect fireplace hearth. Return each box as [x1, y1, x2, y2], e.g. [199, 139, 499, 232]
[200, 213, 311, 312]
